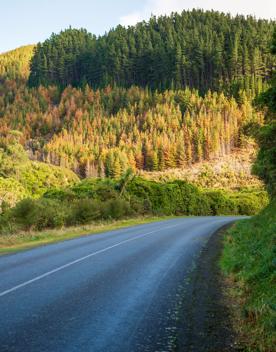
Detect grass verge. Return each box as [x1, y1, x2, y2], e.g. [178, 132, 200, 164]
[0, 216, 175, 255]
[220, 200, 276, 351]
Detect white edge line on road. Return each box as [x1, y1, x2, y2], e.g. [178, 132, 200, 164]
[0, 224, 180, 298]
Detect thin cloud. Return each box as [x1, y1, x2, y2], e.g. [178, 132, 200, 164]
[119, 0, 184, 26]
[147, 0, 186, 16]
[119, 0, 276, 27]
[120, 12, 143, 27]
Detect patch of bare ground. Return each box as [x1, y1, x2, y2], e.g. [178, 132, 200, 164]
[140, 147, 263, 191]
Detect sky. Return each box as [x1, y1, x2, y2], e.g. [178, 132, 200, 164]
[1, 0, 275, 53]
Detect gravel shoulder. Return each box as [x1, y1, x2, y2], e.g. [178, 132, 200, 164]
[176, 224, 241, 352]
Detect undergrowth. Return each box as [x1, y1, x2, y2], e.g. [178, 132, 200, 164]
[221, 200, 276, 351]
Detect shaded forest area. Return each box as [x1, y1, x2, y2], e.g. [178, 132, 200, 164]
[28, 10, 275, 95]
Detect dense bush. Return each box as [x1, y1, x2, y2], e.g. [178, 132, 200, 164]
[68, 199, 102, 225]
[253, 122, 276, 198]
[205, 191, 238, 215]
[205, 190, 269, 216]
[66, 198, 132, 224]
[12, 198, 67, 231]
[0, 194, 135, 234]
[0, 176, 268, 235]
[229, 191, 269, 215]
[0, 177, 28, 210]
[0, 139, 79, 208]
[44, 178, 118, 201]
[101, 199, 134, 220]
[126, 178, 212, 215]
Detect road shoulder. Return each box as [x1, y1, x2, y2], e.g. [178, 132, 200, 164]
[0, 216, 176, 255]
[176, 224, 241, 352]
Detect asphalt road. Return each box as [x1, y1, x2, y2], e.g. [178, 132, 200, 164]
[0, 216, 241, 352]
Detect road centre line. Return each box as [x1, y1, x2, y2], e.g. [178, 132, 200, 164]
[0, 224, 180, 298]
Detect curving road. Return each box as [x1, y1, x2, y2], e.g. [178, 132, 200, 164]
[0, 216, 241, 352]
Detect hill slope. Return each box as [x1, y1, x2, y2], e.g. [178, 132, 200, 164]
[0, 135, 79, 208]
[0, 45, 35, 81]
[0, 83, 264, 178]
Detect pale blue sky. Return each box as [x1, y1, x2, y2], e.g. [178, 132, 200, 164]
[1, 0, 275, 53]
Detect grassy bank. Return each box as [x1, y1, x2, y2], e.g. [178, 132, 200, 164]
[0, 216, 175, 255]
[220, 200, 276, 351]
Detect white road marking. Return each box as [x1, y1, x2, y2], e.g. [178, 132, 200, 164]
[0, 224, 180, 298]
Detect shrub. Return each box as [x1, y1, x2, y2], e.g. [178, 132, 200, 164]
[12, 198, 38, 230]
[101, 199, 133, 219]
[12, 198, 67, 231]
[205, 191, 238, 215]
[43, 188, 76, 201]
[70, 178, 118, 200]
[129, 195, 149, 215]
[229, 191, 269, 215]
[172, 180, 211, 215]
[0, 211, 15, 235]
[69, 199, 102, 225]
[0, 177, 29, 208]
[126, 178, 212, 216]
[34, 199, 67, 230]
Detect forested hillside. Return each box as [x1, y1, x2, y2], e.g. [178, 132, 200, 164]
[28, 10, 275, 96]
[0, 10, 274, 181]
[0, 45, 35, 81]
[0, 83, 263, 178]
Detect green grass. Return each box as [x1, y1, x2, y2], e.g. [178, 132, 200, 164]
[0, 216, 177, 255]
[220, 199, 276, 351]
